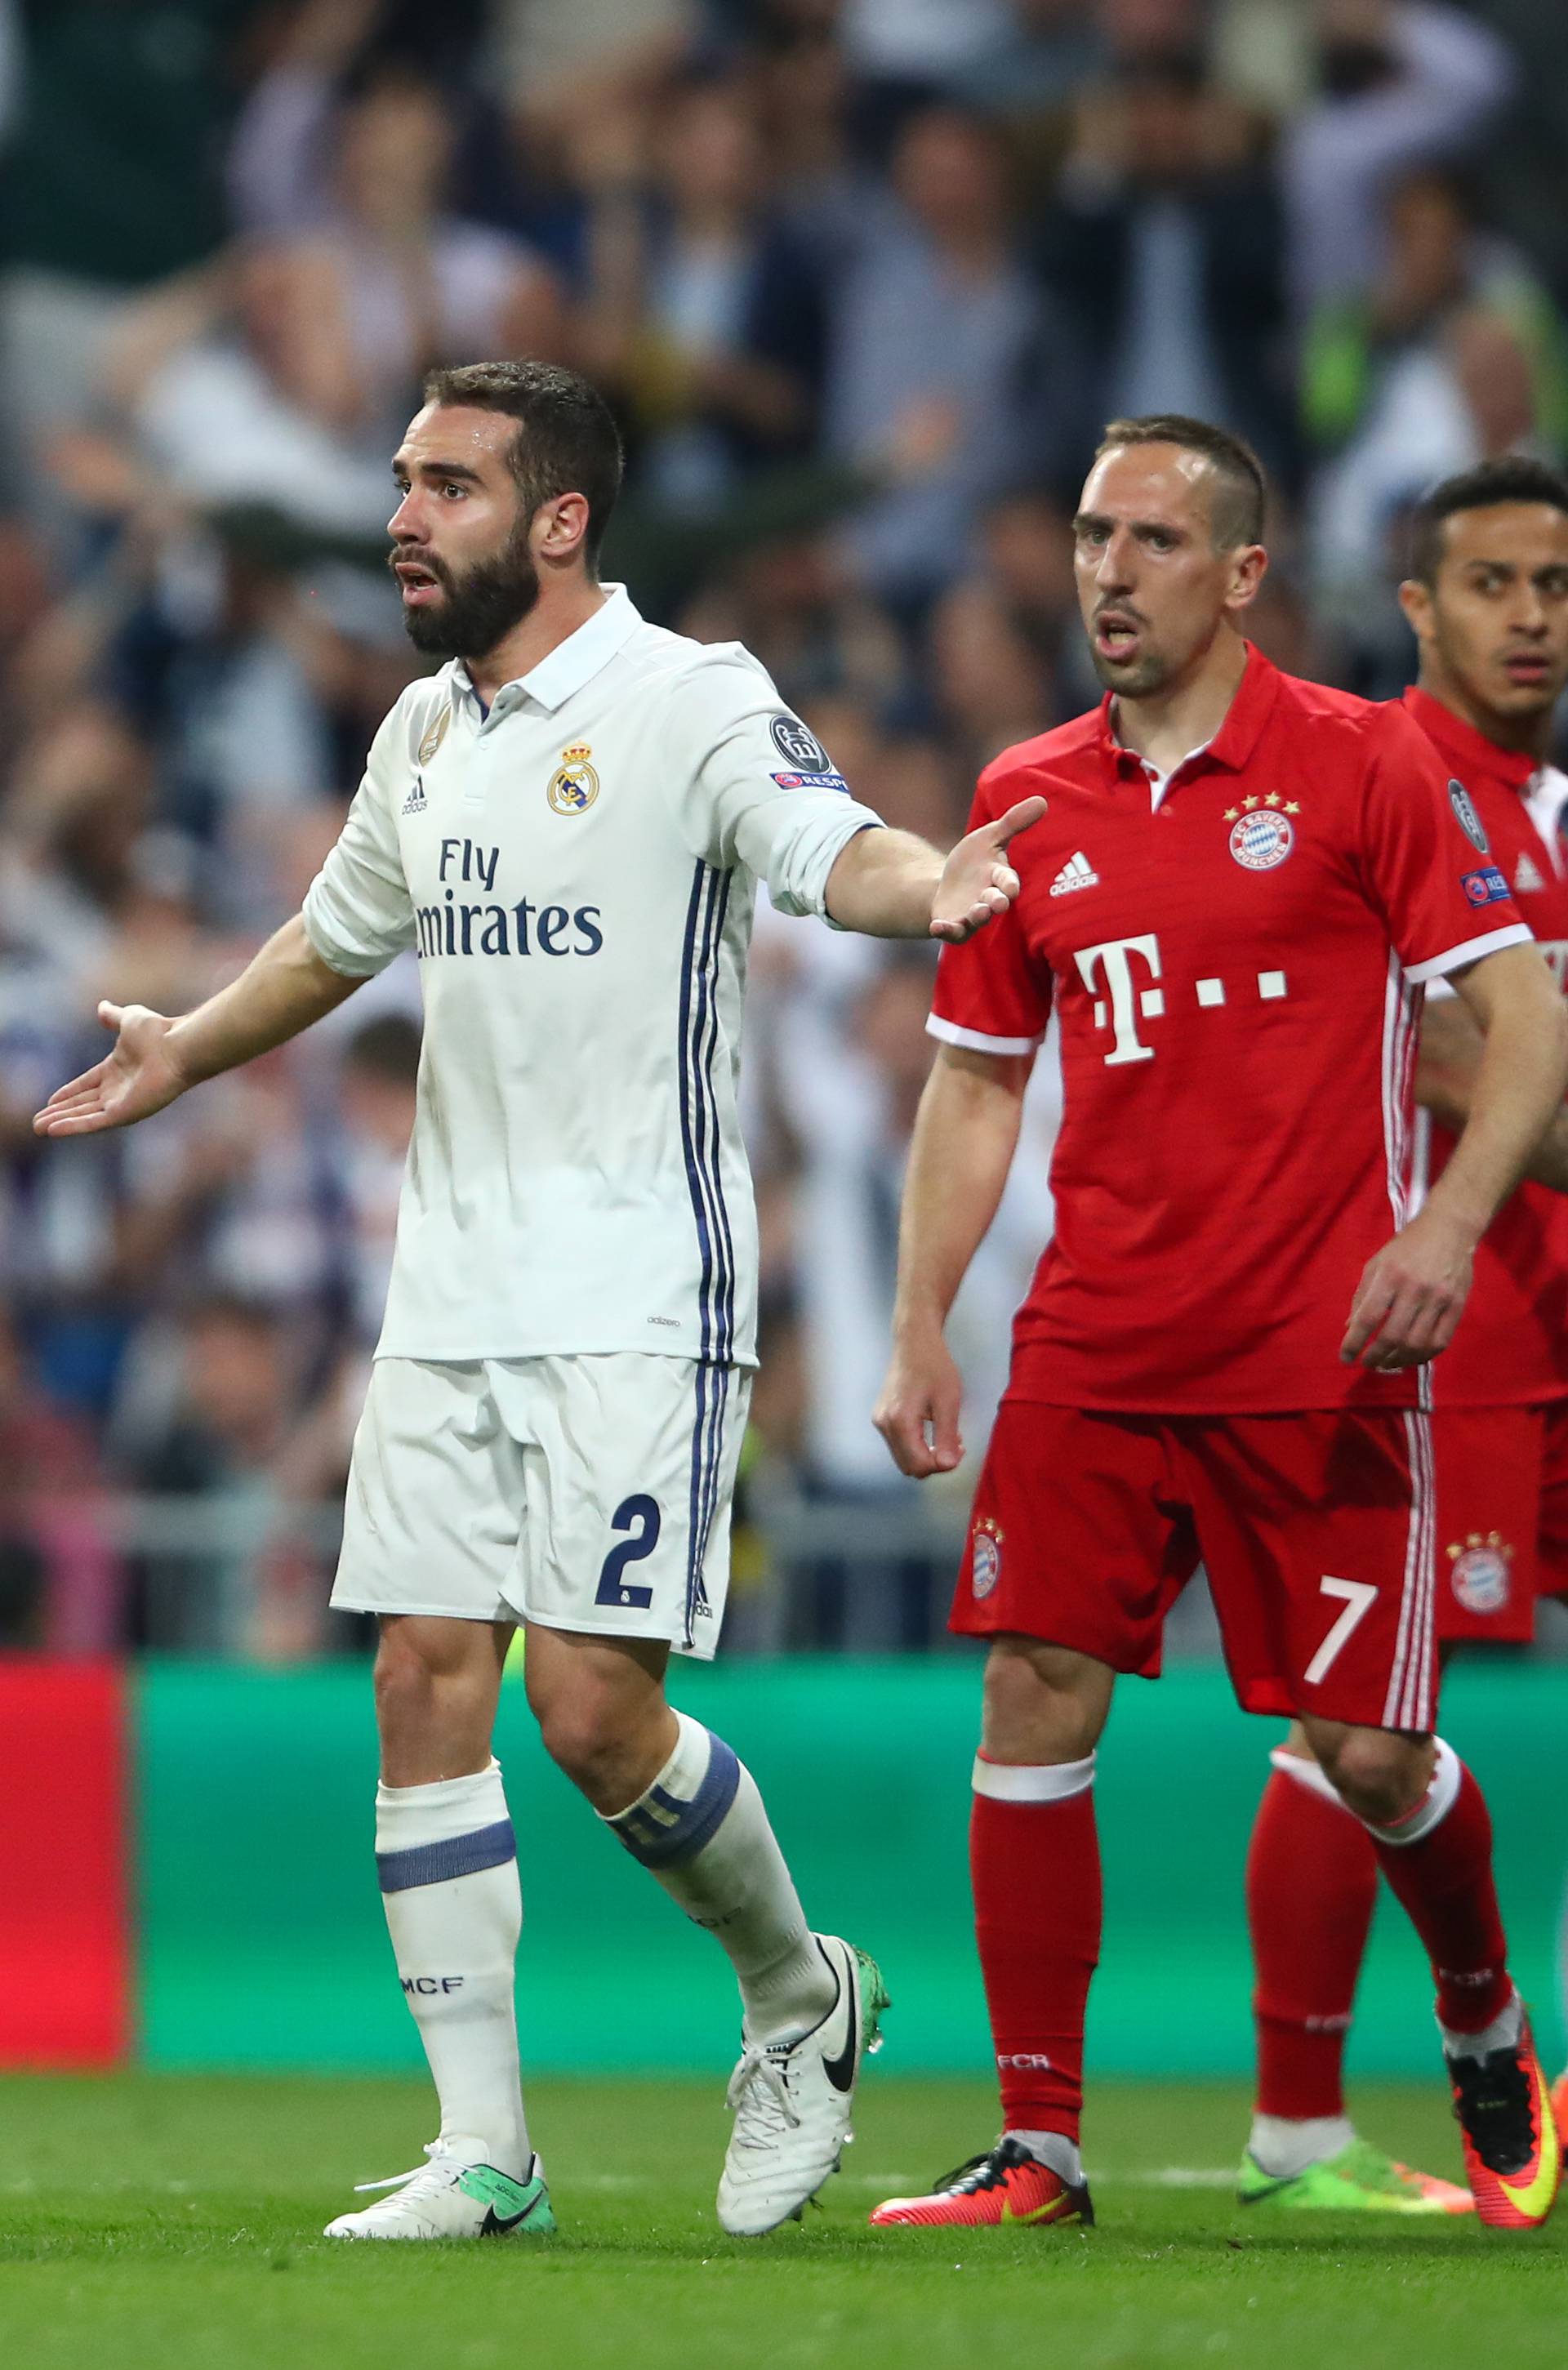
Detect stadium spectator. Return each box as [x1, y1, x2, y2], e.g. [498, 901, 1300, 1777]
[754, 18, 872, 271]
[951, 2, 1107, 119]
[0, 0, 252, 492]
[1036, 44, 1299, 489]
[577, 74, 830, 514]
[1305, 167, 1568, 669]
[825, 105, 1075, 608]
[1280, 0, 1517, 314]
[230, 54, 564, 437]
[838, 0, 1015, 93]
[0, 1307, 119, 1655]
[114, 1290, 320, 1655]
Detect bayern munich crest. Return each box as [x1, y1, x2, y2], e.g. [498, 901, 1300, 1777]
[1228, 808, 1294, 870]
[1447, 1531, 1512, 1616]
[971, 1517, 1004, 1601]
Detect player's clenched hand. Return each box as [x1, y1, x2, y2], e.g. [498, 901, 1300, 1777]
[930, 796, 1046, 944]
[1339, 1205, 1476, 1370]
[875, 1330, 964, 1478]
[33, 1002, 191, 1138]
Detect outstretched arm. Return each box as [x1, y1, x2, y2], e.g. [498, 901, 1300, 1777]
[824, 798, 1046, 942]
[33, 914, 363, 1138]
[1343, 942, 1568, 1367]
[875, 1044, 1030, 1477]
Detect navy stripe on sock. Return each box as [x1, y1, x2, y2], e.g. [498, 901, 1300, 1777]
[614, 1733, 741, 1869]
[376, 1818, 516, 1893]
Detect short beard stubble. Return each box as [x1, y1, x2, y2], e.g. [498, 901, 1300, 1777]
[1088, 641, 1177, 699]
[395, 512, 541, 661]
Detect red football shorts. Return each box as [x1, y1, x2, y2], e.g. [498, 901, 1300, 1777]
[955, 1403, 1439, 1731]
[1433, 1400, 1568, 1644]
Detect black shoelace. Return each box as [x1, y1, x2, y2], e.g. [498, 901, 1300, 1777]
[933, 2138, 1039, 2194]
[1450, 2042, 1535, 2176]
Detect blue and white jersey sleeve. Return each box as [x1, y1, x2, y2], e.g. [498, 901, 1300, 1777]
[301, 700, 418, 978]
[662, 648, 884, 917]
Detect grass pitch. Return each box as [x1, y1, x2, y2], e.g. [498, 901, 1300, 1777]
[1, 2073, 1563, 2370]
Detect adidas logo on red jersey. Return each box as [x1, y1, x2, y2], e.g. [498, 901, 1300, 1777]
[1514, 851, 1545, 894]
[1049, 851, 1099, 897]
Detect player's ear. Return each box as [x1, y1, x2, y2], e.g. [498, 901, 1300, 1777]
[1226, 539, 1267, 614]
[532, 490, 591, 569]
[1397, 577, 1432, 643]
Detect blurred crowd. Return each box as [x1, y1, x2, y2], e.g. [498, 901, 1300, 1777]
[0, 0, 1565, 1656]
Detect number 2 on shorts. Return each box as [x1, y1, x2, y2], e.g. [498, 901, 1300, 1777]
[1304, 1574, 1379, 1686]
[595, 1494, 663, 1609]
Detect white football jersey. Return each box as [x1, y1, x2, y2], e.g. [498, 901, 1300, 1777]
[302, 586, 884, 1366]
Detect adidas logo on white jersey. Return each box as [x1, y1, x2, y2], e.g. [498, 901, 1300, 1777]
[1049, 850, 1099, 897]
[402, 777, 428, 816]
[1515, 850, 1545, 893]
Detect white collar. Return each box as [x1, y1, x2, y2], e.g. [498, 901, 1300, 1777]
[1138, 740, 1212, 811]
[454, 585, 642, 718]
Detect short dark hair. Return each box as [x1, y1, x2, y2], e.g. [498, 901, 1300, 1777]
[1094, 414, 1267, 549]
[421, 359, 625, 566]
[1409, 457, 1568, 585]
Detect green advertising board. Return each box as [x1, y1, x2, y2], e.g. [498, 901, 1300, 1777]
[136, 1657, 1567, 2078]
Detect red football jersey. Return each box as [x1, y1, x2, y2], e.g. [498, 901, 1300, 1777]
[930, 648, 1530, 1414]
[1403, 686, 1568, 1406]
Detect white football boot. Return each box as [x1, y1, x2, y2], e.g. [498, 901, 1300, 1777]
[717, 1935, 889, 2236]
[323, 2137, 555, 2239]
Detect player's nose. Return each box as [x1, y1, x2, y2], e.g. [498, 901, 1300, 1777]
[1094, 529, 1135, 588]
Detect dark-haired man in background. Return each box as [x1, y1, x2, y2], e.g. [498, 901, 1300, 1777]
[867, 416, 1566, 2234]
[32, 358, 1045, 2243]
[1241, 457, 1568, 2215]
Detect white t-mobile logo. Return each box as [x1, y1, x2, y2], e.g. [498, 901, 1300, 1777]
[1076, 933, 1163, 1065]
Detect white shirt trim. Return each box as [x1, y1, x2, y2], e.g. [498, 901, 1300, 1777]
[452, 584, 643, 717]
[1404, 922, 1533, 984]
[1142, 739, 1213, 811]
[1524, 762, 1568, 874]
[927, 1013, 1043, 1056]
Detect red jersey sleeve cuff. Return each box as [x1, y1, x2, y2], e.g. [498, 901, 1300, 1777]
[1404, 923, 1533, 984]
[927, 1013, 1045, 1055]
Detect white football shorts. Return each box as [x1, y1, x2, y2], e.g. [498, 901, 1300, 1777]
[330, 1353, 751, 1658]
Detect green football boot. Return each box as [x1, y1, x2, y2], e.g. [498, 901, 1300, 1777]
[1237, 2136, 1472, 2215]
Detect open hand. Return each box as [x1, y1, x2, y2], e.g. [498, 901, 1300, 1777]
[931, 796, 1046, 943]
[33, 1001, 190, 1138]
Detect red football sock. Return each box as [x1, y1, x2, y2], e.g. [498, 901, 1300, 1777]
[1247, 1757, 1379, 2119]
[970, 1755, 1102, 2142]
[1367, 1749, 1512, 2035]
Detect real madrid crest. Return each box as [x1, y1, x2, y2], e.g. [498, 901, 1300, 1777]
[548, 742, 599, 816]
[417, 702, 452, 764]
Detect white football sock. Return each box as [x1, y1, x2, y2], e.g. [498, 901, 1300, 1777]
[1005, 2129, 1085, 2187]
[1441, 1985, 1523, 2061]
[607, 1713, 835, 2043]
[1247, 2113, 1356, 2177]
[376, 1759, 529, 2176]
